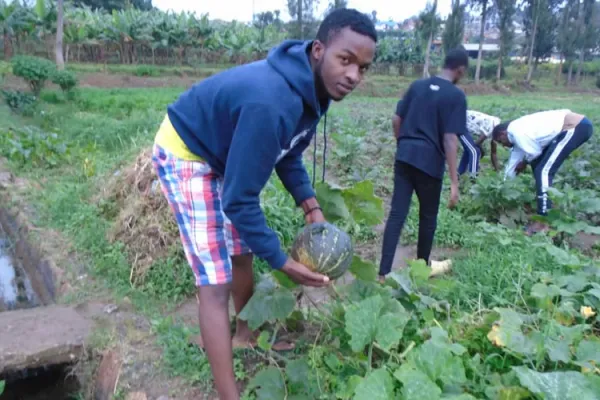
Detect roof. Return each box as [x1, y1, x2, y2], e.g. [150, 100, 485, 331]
[463, 43, 500, 52]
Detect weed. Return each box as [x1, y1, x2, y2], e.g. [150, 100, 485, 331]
[2, 89, 38, 115]
[0, 125, 68, 168]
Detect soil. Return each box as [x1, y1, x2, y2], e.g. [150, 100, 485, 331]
[3, 72, 570, 96]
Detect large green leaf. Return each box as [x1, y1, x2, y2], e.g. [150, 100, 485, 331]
[394, 363, 442, 399]
[349, 255, 378, 281]
[315, 182, 350, 222]
[246, 367, 286, 400]
[345, 295, 383, 352]
[344, 295, 410, 352]
[557, 273, 590, 293]
[406, 340, 467, 387]
[285, 359, 309, 385]
[238, 274, 295, 330]
[542, 321, 587, 363]
[353, 368, 395, 400]
[544, 245, 581, 266]
[575, 340, 600, 369]
[340, 180, 384, 226]
[513, 367, 599, 400]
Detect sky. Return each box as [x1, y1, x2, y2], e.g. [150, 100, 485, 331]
[152, 0, 454, 24]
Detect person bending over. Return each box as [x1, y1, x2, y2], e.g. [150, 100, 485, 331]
[459, 110, 501, 176]
[492, 109, 593, 235]
[152, 9, 377, 400]
[379, 48, 469, 283]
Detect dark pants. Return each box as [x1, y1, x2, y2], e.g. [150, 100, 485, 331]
[530, 118, 593, 215]
[458, 132, 481, 177]
[379, 161, 442, 276]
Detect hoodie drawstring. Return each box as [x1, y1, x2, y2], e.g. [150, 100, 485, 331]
[312, 113, 328, 187]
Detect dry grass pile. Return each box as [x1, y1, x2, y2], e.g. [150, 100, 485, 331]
[99, 148, 180, 286]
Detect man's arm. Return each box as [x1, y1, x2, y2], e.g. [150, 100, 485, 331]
[275, 136, 316, 206]
[504, 147, 526, 180]
[393, 87, 414, 139]
[392, 114, 401, 139]
[444, 133, 460, 185]
[441, 92, 467, 209]
[222, 104, 290, 270]
[490, 139, 499, 171]
[475, 134, 487, 158]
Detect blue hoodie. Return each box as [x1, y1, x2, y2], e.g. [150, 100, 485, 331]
[166, 40, 330, 271]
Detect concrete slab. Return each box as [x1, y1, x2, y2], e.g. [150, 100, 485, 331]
[0, 305, 91, 374]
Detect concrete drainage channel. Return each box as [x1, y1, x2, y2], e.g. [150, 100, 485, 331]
[0, 205, 91, 399]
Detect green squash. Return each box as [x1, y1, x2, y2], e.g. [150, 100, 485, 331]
[290, 222, 353, 280]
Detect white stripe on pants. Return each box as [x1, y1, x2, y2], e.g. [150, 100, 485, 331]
[539, 128, 575, 214]
[541, 128, 575, 192]
[460, 135, 479, 176]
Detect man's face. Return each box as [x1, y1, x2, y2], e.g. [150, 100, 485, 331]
[453, 66, 467, 84]
[496, 131, 512, 147]
[312, 27, 376, 101]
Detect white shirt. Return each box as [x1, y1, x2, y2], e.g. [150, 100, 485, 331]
[467, 110, 501, 138]
[504, 109, 571, 179]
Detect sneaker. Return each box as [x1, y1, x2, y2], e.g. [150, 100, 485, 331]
[429, 259, 452, 278]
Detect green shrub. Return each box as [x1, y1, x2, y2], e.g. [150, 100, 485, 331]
[51, 69, 78, 95]
[135, 65, 159, 77]
[596, 74, 600, 89]
[11, 55, 56, 96]
[469, 60, 505, 81]
[1, 89, 38, 115]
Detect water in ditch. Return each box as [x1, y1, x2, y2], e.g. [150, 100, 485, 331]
[0, 235, 39, 312]
[0, 231, 81, 399]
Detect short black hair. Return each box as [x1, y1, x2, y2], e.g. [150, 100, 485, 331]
[316, 8, 378, 44]
[492, 121, 511, 141]
[443, 48, 469, 70]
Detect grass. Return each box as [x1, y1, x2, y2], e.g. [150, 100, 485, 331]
[1, 74, 599, 398]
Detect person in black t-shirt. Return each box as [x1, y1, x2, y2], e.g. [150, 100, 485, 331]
[379, 48, 469, 282]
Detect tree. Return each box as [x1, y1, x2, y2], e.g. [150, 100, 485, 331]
[253, 11, 274, 43]
[73, 0, 152, 13]
[443, 0, 465, 54]
[494, 0, 516, 80]
[418, 0, 441, 78]
[327, 0, 347, 13]
[469, 0, 491, 84]
[575, 0, 596, 83]
[287, 0, 318, 39]
[371, 10, 377, 24]
[56, 0, 65, 69]
[523, 0, 558, 82]
[556, 0, 581, 85]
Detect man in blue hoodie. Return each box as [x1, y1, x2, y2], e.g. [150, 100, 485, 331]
[152, 8, 377, 399]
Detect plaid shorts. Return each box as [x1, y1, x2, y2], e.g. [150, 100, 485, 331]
[152, 143, 251, 286]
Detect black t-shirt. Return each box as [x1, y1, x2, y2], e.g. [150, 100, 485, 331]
[395, 76, 467, 180]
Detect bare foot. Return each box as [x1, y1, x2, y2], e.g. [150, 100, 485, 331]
[190, 333, 295, 351]
[378, 275, 386, 284]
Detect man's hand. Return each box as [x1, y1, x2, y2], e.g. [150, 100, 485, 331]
[301, 197, 325, 225]
[281, 258, 330, 287]
[515, 161, 528, 175]
[305, 208, 325, 225]
[448, 182, 459, 209]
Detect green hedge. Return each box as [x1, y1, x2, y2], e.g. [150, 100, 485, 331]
[469, 61, 505, 81]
